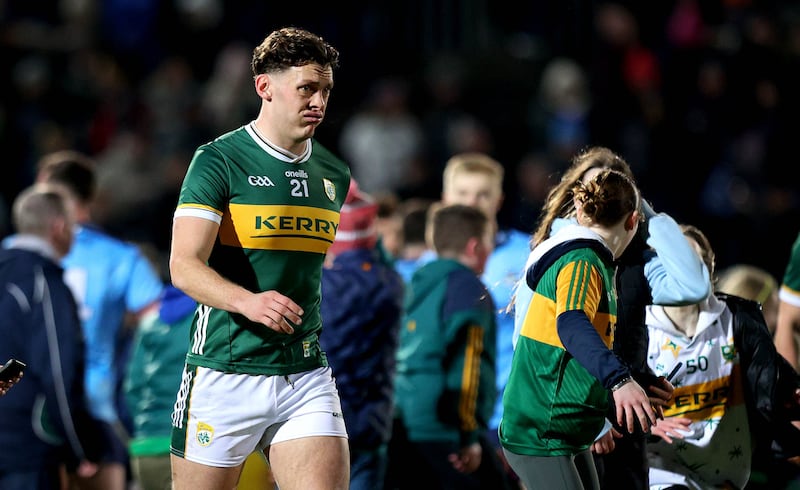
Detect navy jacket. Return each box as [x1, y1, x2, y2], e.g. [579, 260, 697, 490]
[0, 243, 103, 472]
[320, 247, 404, 449]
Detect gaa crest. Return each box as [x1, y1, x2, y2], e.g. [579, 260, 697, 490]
[323, 178, 336, 202]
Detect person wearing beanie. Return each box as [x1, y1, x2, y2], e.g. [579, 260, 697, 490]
[319, 179, 405, 490]
[326, 179, 382, 257]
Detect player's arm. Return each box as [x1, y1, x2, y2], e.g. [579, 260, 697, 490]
[555, 259, 656, 432]
[169, 215, 302, 333]
[776, 298, 800, 371]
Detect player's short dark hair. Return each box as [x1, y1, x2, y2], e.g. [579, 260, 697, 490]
[431, 204, 489, 256]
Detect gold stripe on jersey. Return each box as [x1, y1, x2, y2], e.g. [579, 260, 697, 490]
[520, 260, 614, 349]
[219, 203, 340, 254]
[663, 364, 744, 421]
[459, 325, 484, 432]
[521, 293, 560, 347]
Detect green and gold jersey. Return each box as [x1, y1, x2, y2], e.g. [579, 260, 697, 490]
[175, 122, 350, 375]
[501, 242, 616, 456]
[780, 232, 800, 308]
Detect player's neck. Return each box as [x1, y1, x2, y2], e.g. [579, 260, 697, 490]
[252, 119, 307, 157]
[663, 304, 700, 338]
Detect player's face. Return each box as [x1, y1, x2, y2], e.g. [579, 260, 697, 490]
[270, 63, 334, 142]
[443, 172, 502, 218]
[474, 223, 496, 275]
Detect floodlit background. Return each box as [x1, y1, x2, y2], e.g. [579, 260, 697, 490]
[1, 0, 798, 279]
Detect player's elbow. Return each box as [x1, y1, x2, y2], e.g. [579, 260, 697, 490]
[169, 254, 192, 293]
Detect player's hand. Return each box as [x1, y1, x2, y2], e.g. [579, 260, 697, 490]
[648, 376, 674, 404]
[242, 290, 303, 334]
[613, 379, 657, 433]
[592, 427, 622, 454]
[449, 442, 482, 474]
[650, 417, 692, 444]
[647, 377, 675, 420]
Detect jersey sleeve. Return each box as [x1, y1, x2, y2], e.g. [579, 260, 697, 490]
[780, 233, 800, 307]
[555, 258, 603, 318]
[175, 145, 229, 223]
[441, 271, 496, 446]
[553, 258, 629, 387]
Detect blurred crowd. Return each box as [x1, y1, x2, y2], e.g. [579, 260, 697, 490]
[1, 0, 799, 277]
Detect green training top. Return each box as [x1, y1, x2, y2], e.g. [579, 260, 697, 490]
[175, 122, 350, 375]
[395, 258, 497, 446]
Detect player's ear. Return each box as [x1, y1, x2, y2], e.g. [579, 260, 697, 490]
[255, 74, 272, 101]
[464, 236, 480, 258]
[624, 211, 639, 231]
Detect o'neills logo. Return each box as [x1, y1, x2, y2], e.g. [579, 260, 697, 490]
[285, 169, 309, 178]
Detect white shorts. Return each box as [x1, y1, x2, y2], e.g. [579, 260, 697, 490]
[170, 366, 348, 467]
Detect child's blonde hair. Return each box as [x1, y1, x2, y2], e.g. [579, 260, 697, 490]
[442, 153, 504, 194]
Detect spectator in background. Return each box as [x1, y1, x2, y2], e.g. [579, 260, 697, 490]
[389, 204, 508, 490]
[393, 198, 436, 284]
[124, 284, 196, 490]
[319, 179, 405, 490]
[439, 152, 530, 486]
[713, 262, 800, 489]
[338, 77, 426, 197]
[0, 184, 103, 489]
[717, 264, 779, 335]
[372, 191, 403, 260]
[646, 224, 800, 490]
[776, 231, 800, 371]
[527, 57, 590, 163]
[36, 150, 164, 490]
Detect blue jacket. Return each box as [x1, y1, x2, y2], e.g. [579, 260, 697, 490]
[0, 238, 104, 472]
[319, 247, 404, 449]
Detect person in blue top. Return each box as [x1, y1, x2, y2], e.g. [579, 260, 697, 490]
[393, 200, 436, 285]
[514, 146, 709, 490]
[35, 150, 164, 490]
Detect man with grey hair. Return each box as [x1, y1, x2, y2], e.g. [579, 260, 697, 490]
[0, 184, 102, 489]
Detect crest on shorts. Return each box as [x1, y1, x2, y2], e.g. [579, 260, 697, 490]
[196, 421, 214, 447]
[323, 178, 336, 201]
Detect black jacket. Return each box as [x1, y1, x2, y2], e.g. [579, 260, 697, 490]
[0, 246, 103, 472]
[723, 293, 800, 459]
